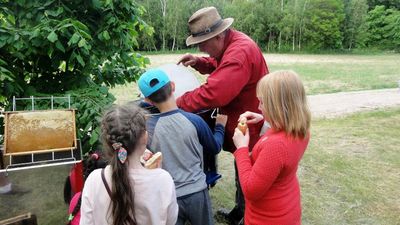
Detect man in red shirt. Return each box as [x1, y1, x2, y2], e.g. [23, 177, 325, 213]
[177, 6, 269, 224]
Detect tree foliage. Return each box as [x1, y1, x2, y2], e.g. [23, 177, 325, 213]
[135, 0, 399, 52]
[366, 5, 400, 50]
[297, 0, 344, 50]
[0, 0, 151, 153]
[343, 0, 369, 49]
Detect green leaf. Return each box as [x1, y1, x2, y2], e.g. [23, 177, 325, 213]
[103, 31, 110, 40]
[84, 121, 93, 131]
[89, 130, 99, 145]
[92, 0, 101, 9]
[107, 17, 116, 25]
[99, 86, 108, 94]
[72, 20, 89, 31]
[45, 7, 64, 17]
[30, 29, 40, 39]
[58, 61, 66, 72]
[47, 31, 58, 43]
[55, 41, 66, 53]
[76, 54, 85, 67]
[68, 33, 80, 46]
[78, 38, 87, 48]
[144, 57, 150, 65]
[48, 47, 54, 58]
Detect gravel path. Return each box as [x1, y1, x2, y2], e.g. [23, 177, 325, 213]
[308, 88, 400, 118]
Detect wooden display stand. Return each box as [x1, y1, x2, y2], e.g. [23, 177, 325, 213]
[0, 96, 81, 173]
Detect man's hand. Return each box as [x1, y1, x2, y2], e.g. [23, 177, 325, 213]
[177, 53, 198, 67]
[215, 114, 228, 127]
[238, 111, 264, 124]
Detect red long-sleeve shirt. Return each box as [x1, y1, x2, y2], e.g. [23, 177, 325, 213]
[234, 129, 310, 225]
[176, 29, 269, 152]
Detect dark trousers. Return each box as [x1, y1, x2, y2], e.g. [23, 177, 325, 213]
[176, 189, 214, 225]
[233, 160, 245, 219]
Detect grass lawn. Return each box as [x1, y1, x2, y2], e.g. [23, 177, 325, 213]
[1, 107, 399, 224]
[110, 53, 400, 103]
[269, 55, 399, 94]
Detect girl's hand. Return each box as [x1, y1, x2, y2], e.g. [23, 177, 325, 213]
[233, 127, 249, 149]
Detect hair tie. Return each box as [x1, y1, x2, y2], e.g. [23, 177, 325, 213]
[112, 142, 127, 164]
[91, 153, 99, 160]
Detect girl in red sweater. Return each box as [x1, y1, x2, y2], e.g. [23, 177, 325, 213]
[232, 70, 311, 225]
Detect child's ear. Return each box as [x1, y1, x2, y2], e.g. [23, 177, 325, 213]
[171, 81, 176, 93]
[144, 98, 154, 105]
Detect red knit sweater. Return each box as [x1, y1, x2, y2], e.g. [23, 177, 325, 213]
[176, 29, 269, 152]
[234, 129, 310, 225]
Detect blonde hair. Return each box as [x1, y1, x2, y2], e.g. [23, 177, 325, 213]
[256, 70, 311, 139]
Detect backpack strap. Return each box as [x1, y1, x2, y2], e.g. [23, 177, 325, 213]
[101, 168, 112, 198]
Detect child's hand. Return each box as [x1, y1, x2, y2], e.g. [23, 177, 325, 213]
[233, 127, 250, 149]
[239, 111, 264, 124]
[215, 114, 228, 127]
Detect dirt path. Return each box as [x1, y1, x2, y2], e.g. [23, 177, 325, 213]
[308, 88, 400, 118]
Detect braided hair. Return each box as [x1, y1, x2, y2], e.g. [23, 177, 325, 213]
[101, 104, 147, 225]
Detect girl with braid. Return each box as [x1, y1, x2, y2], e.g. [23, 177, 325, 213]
[80, 104, 178, 225]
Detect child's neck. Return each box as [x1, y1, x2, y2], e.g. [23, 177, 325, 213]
[155, 98, 178, 113]
[128, 145, 147, 170]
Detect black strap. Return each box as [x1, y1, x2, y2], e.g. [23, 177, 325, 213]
[101, 168, 112, 198]
[191, 19, 223, 37]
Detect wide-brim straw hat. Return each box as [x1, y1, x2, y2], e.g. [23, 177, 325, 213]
[186, 7, 234, 46]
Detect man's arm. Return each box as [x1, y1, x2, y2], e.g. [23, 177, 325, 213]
[192, 56, 218, 74]
[178, 54, 217, 74]
[177, 59, 250, 112]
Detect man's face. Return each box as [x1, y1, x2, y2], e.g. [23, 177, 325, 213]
[198, 35, 224, 58]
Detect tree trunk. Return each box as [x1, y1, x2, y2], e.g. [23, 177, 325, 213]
[268, 31, 272, 52]
[278, 0, 284, 51]
[171, 19, 177, 51]
[160, 0, 167, 51]
[298, 0, 308, 51]
[293, 0, 298, 51]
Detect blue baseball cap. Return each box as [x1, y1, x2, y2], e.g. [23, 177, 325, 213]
[138, 69, 170, 97]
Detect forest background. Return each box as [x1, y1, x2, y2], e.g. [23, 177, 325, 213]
[137, 0, 400, 52]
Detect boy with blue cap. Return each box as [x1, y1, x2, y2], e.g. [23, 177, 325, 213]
[138, 69, 227, 225]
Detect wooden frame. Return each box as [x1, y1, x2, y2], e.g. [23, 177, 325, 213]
[3, 109, 77, 156]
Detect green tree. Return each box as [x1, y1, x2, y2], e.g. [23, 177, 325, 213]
[303, 0, 345, 50]
[367, 0, 400, 10]
[223, 0, 260, 43]
[137, 0, 223, 51]
[366, 5, 400, 51]
[0, 0, 151, 152]
[343, 0, 369, 49]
